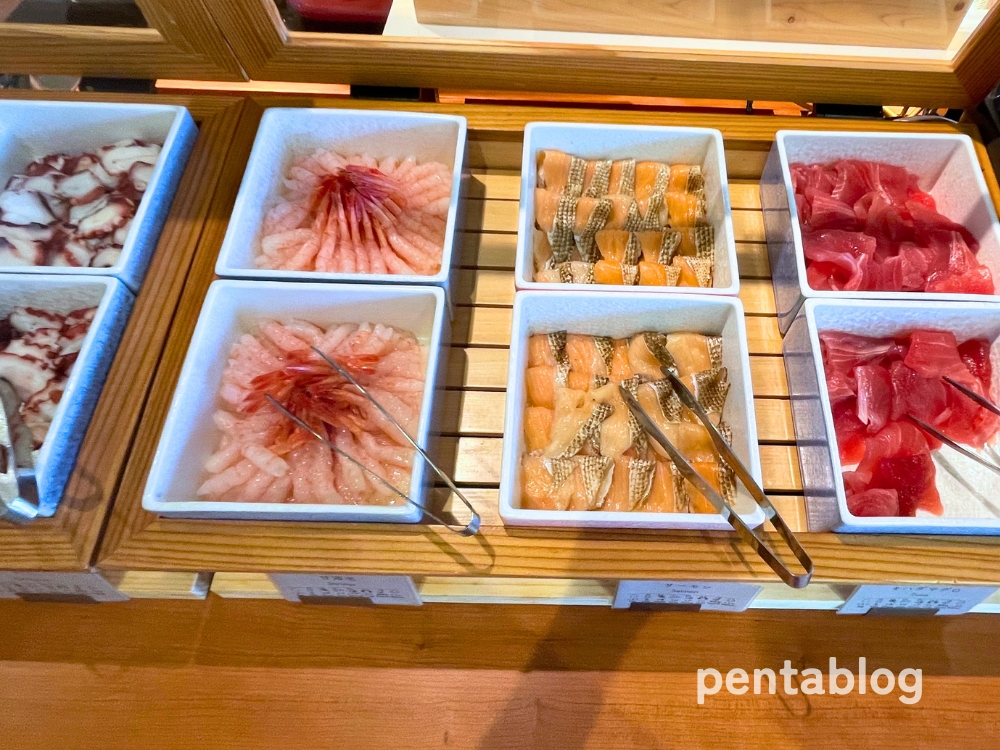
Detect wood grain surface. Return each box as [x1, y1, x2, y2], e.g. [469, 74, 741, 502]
[200, 0, 1000, 107]
[2, 596, 1000, 748]
[95, 97, 1000, 590]
[0, 91, 245, 570]
[0, 0, 243, 80]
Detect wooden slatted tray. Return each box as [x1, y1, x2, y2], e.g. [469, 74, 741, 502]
[0, 91, 245, 572]
[97, 97, 1000, 593]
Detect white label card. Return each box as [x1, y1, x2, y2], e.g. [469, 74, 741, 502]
[613, 580, 763, 612]
[0, 572, 129, 602]
[270, 574, 422, 606]
[838, 585, 996, 616]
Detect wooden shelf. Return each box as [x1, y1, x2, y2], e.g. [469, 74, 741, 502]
[95, 96, 1000, 598]
[0, 91, 246, 572]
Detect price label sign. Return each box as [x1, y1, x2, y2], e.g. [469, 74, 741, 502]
[270, 574, 422, 606]
[0, 572, 129, 603]
[613, 580, 762, 612]
[839, 584, 996, 616]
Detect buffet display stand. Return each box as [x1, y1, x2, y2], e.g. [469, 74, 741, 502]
[0, 90, 246, 600]
[84, 96, 1000, 611]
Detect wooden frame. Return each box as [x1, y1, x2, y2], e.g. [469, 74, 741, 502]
[204, 0, 1000, 108]
[0, 0, 244, 81]
[0, 90, 246, 571]
[97, 95, 1000, 592]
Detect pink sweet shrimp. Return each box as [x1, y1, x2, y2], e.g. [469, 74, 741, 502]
[198, 320, 426, 505]
[258, 150, 452, 276]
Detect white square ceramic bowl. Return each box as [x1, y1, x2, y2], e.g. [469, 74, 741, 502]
[784, 298, 1000, 535]
[142, 280, 448, 522]
[214, 108, 468, 299]
[0, 101, 197, 292]
[499, 290, 764, 529]
[761, 130, 1000, 333]
[0, 274, 134, 516]
[515, 122, 739, 296]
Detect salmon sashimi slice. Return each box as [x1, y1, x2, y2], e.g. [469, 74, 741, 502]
[525, 365, 556, 408]
[574, 197, 606, 234]
[534, 187, 561, 233]
[545, 386, 592, 458]
[595, 229, 630, 263]
[533, 230, 553, 272]
[605, 195, 635, 230]
[665, 332, 713, 376]
[634, 162, 662, 204]
[528, 334, 557, 367]
[608, 159, 630, 195]
[665, 192, 703, 228]
[610, 338, 634, 381]
[637, 231, 664, 263]
[537, 150, 573, 192]
[638, 261, 668, 286]
[687, 461, 722, 514]
[629, 333, 668, 380]
[524, 406, 554, 453]
[600, 457, 633, 511]
[668, 165, 692, 193]
[567, 369, 592, 391]
[674, 256, 712, 287]
[594, 259, 625, 285]
[566, 333, 609, 382]
[643, 460, 678, 512]
[535, 267, 561, 283]
[593, 382, 632, 458]
[522, 455, 566, 510]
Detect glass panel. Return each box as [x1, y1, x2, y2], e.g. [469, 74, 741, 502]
[269, 0, 997, 61]
[1, 0, 147, 27]
[274, 0, 386, 34]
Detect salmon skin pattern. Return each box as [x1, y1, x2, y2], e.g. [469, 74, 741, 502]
[520, 329, 737, 513]
[532, 150, 715, 288]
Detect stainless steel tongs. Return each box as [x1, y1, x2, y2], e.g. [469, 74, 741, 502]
[619, 365, 814, 588]
[265, 345, 481, 536]
[0, 378, 40, 523]
[906, 375, 1000, 478]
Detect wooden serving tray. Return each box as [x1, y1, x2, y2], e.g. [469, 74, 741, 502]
[97, 96, 1000, 594]
[0, 91, 246, 572]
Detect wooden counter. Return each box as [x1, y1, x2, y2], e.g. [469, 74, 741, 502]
[85, 96, 1000, 605]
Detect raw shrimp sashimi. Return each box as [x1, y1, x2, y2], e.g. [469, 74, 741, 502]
[198, 320, 426, 505]
[258, 150, 453, 276]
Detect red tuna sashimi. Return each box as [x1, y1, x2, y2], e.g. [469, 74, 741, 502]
[958, 339, 992, 392]
[820, 331, 896, 384]
[908, 200, 978, 251]
[864, 191, 914, 243]
[889, 360, 949, 424]
[865, 162, 919, 204]
[856, 364, 892, 433]
[937, 385, 1000, 449]
[903, 329, 980, 390]
[831, 160, 875, 206]
[791, 163, 836, 195]
[847, 488, 900, 517]
[807, 190, 860, 231]
[870, 452, 942, 517]
[826, 367, 856, 405]
[833, 400, 867, 465]
[807, 261, 841, 290]
[906, 190, 936, 210]
[924, 233, 994, 295]
[803, 230, 876, 287]
[855, 421, 930, 484]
